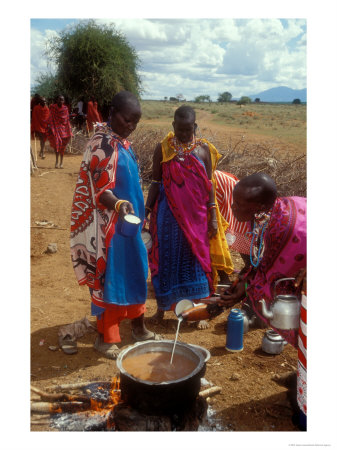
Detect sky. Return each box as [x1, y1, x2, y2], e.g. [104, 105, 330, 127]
[30, 18, 307, 101]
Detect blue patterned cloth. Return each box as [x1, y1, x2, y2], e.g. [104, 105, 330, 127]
[152, 184, 210, 310]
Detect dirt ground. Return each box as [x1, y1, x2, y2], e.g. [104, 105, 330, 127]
[30, 120, 301, 432]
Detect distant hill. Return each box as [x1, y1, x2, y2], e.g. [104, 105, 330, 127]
[246, 86, 307, 103]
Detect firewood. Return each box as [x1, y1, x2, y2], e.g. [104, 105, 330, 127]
[31, 386, 90, 403]
[31, 401, 88, 414]
[199, 386, 222, 398]
[31, 419, 50, 426]
[49, 381, 107, 392]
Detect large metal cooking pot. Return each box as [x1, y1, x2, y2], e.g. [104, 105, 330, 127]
[116, 340, 208, 415]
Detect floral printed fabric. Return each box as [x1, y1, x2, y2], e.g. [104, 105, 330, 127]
[70, 132, 126, 305]
[246, 196, 307, 347]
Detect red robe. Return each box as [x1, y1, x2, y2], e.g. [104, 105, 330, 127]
[31, 104, 50, 138]
[86, 101, 102, 132]
[47, 104, 72, 153]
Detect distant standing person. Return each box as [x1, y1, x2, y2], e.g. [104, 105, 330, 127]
[86, 97, 102, 133]
[47, 95, 72, 168]
[30, 93, 41, 118]
[76, 96, 86, 131]
[31, 96, 50, 159]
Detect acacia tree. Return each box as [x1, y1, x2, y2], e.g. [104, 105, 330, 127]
[217, 92, 232, 103]
[195, 95, 211, 103]
[45, 20, 142, 106]
[32, 72, 63, 102]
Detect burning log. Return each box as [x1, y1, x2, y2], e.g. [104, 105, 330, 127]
[199, 386, 222, 398]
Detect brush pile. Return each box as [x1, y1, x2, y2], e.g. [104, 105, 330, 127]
[131, 126, 306, 197]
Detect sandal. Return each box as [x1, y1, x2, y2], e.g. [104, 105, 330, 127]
[131, 330, 162, 342]
[94, 335, 120, 359]
[58, 335, 78, 355]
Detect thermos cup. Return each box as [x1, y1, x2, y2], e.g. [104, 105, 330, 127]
[225, 308, 244, 352]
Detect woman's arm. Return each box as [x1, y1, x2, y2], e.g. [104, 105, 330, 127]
[200, 143, 218, 238]
[145, 143, 162, 219]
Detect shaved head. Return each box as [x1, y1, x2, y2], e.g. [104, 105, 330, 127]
[110, 91, 140, 113]
[231, 173, 278, 222]
[236, 173, 277, 206]
[174, 105, 196, 122]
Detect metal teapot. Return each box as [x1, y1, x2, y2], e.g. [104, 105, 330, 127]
[240, 303, 257, 333]
[261, 329, 286, 354]
[259, 277, 300, 330]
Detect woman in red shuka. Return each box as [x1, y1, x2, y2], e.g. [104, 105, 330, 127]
[47, 95, 72, 169]
[31, 96, 50, 159]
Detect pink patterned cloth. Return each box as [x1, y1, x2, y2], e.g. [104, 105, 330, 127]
[246, 196, 307, 347]
[161, 154, 214, 291]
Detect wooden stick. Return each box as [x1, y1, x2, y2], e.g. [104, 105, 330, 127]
[31, 386, 91, 404]
[199, 386, 222, 398]
[30, 226, 67, 230]
[31, 419, 50, 426]
[31, 401, 88, 414]
[38, 171, 56, 176]
[50, 381, 109, 392]
[34, 134, 38, 166]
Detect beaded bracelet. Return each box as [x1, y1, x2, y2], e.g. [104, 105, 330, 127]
[115, 199, 128, 213]
[151, 179, 161, 184]
[208, 205, 217, 210]
[207, 202, 216, 206]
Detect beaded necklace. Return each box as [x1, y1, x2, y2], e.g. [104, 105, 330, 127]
[168, 135, 198, 161]
[248, 210, 272, 268]
[107, 129, 142, 184]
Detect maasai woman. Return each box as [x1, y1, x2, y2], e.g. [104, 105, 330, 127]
[31, 96, 50, 159]
[217, 173, 307, 429]
[70, 91, 158, 359]
[47, 95, 72, 168]
[145, 106, 233, 327]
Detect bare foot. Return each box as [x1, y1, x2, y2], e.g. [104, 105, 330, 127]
[147, 309, 165, 325]
[196, 320, 210, 330]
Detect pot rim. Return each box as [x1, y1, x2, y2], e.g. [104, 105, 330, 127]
[116, 339, 206, 385]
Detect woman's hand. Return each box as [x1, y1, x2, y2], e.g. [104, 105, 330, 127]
[294, 268, 306, 294]
[216, 280, 246, 309]
[208, 218, 218, 238]
[208, 208, 218, 238]
[118, 201, 134, 220]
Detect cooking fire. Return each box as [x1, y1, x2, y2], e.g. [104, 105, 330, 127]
[31, 378, 223, 431]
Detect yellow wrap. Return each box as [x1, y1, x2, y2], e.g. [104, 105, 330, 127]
[161, 132, 233, 285]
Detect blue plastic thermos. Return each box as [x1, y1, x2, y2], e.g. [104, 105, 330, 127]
[226, 308, 244, 352]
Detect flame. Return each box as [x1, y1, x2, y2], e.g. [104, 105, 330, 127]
[48, 377, 121, 430]
[85, 377, 121, 429]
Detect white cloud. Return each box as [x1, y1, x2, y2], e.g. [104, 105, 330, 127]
[30, 18, 307, 100]
[30, 28, 59, 86]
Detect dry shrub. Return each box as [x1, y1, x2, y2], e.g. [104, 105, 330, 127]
[210, 133, 307, 198]
[67, 125, 306, 198]
[130, 126, 168, 182]
[132, 126, 306, 198]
